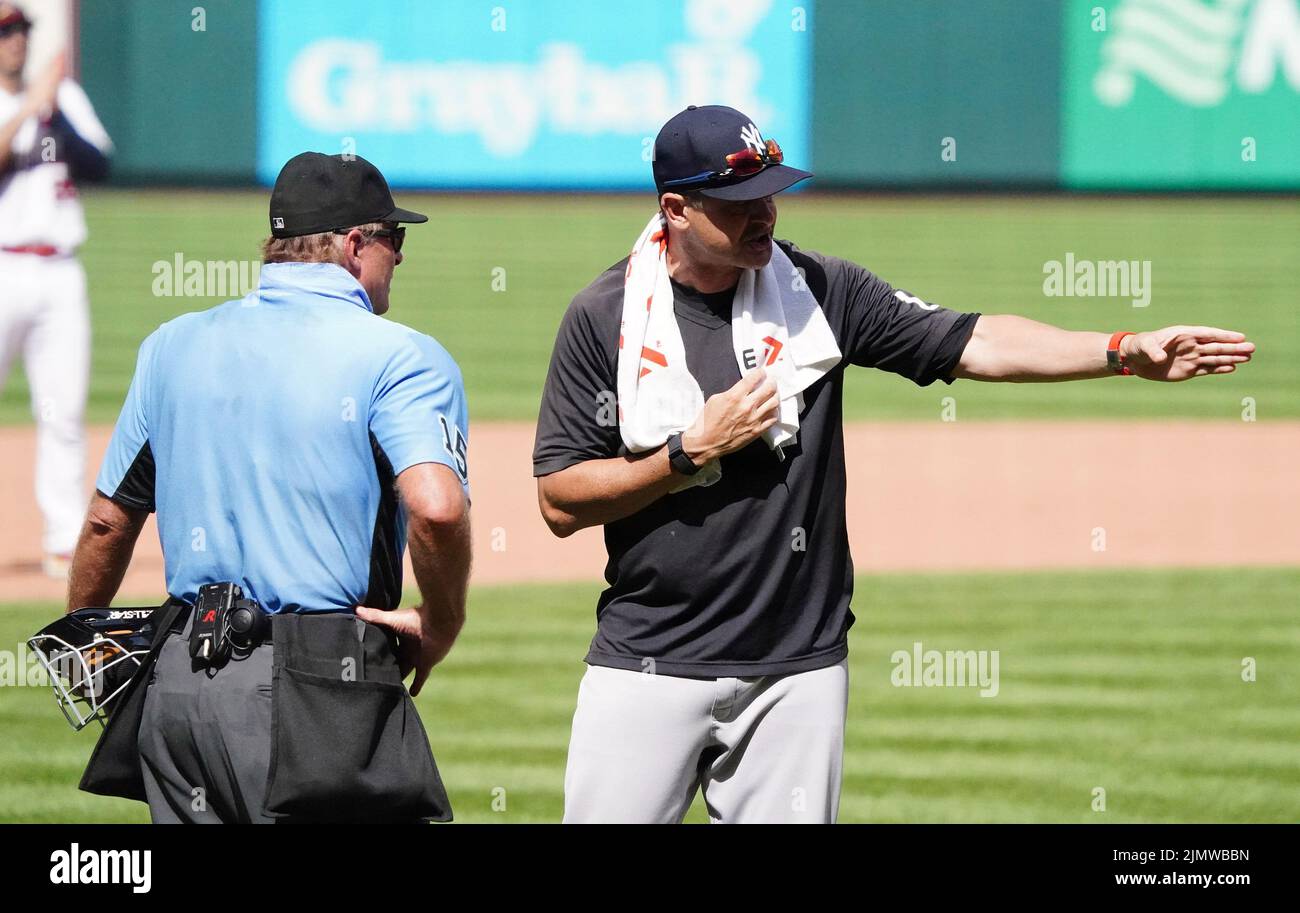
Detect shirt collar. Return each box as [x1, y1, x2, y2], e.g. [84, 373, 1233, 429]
[671, 276, 735, 327]
[255, 262, 374, 313]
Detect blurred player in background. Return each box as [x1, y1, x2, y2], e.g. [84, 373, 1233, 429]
[0, 2, 112, 579]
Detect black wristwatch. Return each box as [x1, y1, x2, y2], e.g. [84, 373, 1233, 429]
[667, 433, 701, 476]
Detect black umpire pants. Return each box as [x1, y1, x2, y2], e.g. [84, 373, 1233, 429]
[137, 611, 450, 824]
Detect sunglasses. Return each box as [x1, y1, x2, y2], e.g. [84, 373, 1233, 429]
[662, 138, 784, 189]
[334, 225, 405, 253]
[0, 20, 31, 38]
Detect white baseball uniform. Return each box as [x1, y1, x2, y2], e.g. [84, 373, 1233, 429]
[0, 78, 112, 556]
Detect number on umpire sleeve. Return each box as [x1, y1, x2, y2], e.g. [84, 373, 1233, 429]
[439, 415, 468, 481]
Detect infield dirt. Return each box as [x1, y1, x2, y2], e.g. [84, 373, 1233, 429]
[2, 420, 1295, 603]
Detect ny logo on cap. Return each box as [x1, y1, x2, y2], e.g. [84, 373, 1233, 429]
[272, 217, 285, 229]
[740, 123, 765, 155]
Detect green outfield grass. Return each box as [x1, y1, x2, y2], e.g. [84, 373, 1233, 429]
[1, 191, 1295, 425]
[1, 566, 1296, 823]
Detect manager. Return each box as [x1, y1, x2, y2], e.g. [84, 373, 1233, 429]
[68, 152, 472, 823]
[533, 105, 1254, 824]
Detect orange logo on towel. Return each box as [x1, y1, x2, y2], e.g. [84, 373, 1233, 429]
[639, 346, 668, 378]
[743, 336, 785, 370]
[761, 336, 783, 365]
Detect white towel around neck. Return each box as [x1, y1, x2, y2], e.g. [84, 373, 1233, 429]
[616, 213, 841, 491]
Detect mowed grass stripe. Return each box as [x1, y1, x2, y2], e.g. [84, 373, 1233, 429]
[0, 566, 1295, 822]
[839, 567, 1298, 822]
[848, 731, 1300, 778]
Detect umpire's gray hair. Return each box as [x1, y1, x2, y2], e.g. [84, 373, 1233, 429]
[260, 222, 386, 265]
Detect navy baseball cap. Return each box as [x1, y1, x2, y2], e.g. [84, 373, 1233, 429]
[652, 105, 812, 201]
[269, 152, 427, 238]
[0, 3, 33, 32]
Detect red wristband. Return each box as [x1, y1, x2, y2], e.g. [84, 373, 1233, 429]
[1107, 331, 1136, 376]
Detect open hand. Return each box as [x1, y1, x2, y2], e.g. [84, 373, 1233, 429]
[681, 368, 781, 463]
[1121, 326, 1254, 382]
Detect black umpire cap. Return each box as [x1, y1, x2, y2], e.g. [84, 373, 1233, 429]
[652, 105, 812, 201]
[268, 152, 427, 238]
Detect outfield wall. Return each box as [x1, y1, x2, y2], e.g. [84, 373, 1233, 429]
[79, 0, 258, 183]
[76, 0, 1300, 190]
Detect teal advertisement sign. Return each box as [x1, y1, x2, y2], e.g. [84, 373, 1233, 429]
[1063, 0, 1300, 188]
[257, 0, 812, 190]
[811, 0, 1062, 186]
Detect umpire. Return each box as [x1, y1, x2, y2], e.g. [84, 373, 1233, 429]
[66, 152, 472, 823]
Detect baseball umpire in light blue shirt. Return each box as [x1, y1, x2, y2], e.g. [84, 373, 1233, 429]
[67, 153, 472, 823]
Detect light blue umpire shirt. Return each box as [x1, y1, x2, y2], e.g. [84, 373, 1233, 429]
[95, 261, 470, 613]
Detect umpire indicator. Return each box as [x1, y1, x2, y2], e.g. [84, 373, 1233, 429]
[188, 582, 270, 663]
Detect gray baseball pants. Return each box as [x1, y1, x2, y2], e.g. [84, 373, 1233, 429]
[136, 611, 449, 823]
[137, 614, 276, 823]
[562, 660, 849, 824]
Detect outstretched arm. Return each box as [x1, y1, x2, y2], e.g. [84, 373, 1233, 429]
[950, 315, 1254, 383]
